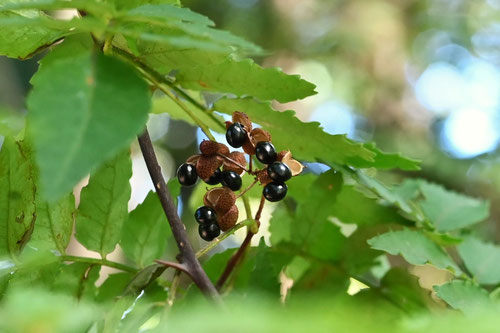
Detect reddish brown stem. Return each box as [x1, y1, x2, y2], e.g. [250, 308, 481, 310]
[236, 178, 258, 199]
[215, 195, 266, 290]
[154, 260, 190, 276]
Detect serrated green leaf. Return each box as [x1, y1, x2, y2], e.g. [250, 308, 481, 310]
[30, 193, 75, 254]
[418, 181, 489, 232]
[215, 98, 376, 166]
[458, 237, 500, 285]
[0, 138, 36, 259]
[27, 35, 150, 201]
[121, 191, 171, 268]
[75, 151, 132, 258]
[368, 229, 461, 273]
[0, 8, 64, 59]
[106, 0, 180, 10]
[348, 142, 421, 171]
[125, 3, 214, 26]
[152, 95, 225, 133]
[434, 280, 491, 314]
[178, 59, 315, 103]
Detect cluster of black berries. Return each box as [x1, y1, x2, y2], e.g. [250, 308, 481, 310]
[195, 206, 220, 241]
[177, 111, 303, 241]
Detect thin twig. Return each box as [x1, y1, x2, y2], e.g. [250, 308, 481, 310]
[167, 270, 182, 307]
[216, 152, 250, 173]
[61, 255, 137, 273]
[236, 179, 258, 199]
[242, 194, 253, 220]
[138, 130, 220, 302]
[154, 260, 191, 275]
[215, 195, 266, 290]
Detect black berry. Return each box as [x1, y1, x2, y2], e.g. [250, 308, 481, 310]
[263, 182, 288, 202]
[199, 223, 221, 241]
[204, 168, 222, 185]
[177, 163, 197, 186]
[221, 170, 242, 191]
[194, 206, 217, 225]
[255, 141, 277, 164]
[267, 162, 292, 183]
[226, 122, 247, 148]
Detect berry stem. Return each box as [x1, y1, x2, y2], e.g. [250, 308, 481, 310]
[138, 129, 221, 303]
[196, 219, 255, 258]
[236, 179, 258, 199]
[215, 195, 266, 290]
[216, 152, 250, 173]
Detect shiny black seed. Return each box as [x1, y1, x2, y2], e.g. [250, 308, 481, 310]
[199, 223, 221, 241]
[267, 162, 292, 183]
[194, 206, 217, 225]
[255, 141, 277, 164]
[220, 170, 242, 191]
[204, 168, 222, 185]
[263, 182, 288, 202]
[177, 163, 197, 186]
[226, 122, 247, 148]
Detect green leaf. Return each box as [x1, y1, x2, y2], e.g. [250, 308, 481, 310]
[248, 239, 291, 294]
[0, 8, 64, 59]
[152, 95, 225, 133]
[53, 263, 100, 301]
[434, 280, 491, 314]
[121, 191, 171, 268]
[30, 193, 75, 254]
[215, 98, 376, 166]
[125, 3, 215, 27]
[0, 107, 24, 137]
[27, 35, 150, 201]
[457, 237, 500, 285]
[0, 287, 99, 333]
[271, 171, 347, 262]
[96, 272, 133, 303]
[178, 59, 316, 103]
[418, 181, 489, 232]
[368, 229, 461, 273]
[0, 138, 36, 258]
[106, 0, 180, 10]
[348, 142, 421, 171]
[75, 151, 132, 258]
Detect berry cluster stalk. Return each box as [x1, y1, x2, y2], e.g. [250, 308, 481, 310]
[216, 195, 266, 290]
[138, 129, 221, 302]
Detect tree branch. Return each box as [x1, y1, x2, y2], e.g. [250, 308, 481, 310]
[138, 129, 221, 302]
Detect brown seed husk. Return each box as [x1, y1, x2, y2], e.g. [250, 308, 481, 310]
[214, 188, 236, 213]
[277, 150, 288, 162]
[216, 142, 230, 156]
[280, 151, 304, 176]
[196, 155, 222, 180]
[250, 128, 271, 143]
[199, 140, 219, 156]
[232, 111, 252, 131]
[186, 154, 201, 165]
[223, 151, 247, 174]
[242, 140, 256, 155]
[256, 169, 272, 185]
[217, 205, 239, 231]
[204, 187, 225, 207]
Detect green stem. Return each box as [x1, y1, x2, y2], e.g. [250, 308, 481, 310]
[61, 255, 137, 273]
[242, 194, 253, 220]
[196, 219, 255, 258]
